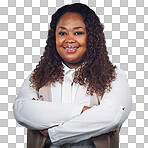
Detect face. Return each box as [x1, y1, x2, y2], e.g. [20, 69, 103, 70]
[56, 12, 87, 69]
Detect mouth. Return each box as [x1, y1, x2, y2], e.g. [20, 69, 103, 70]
[63, 46, 80, 53]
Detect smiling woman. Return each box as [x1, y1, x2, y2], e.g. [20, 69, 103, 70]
[13, 3, 132, 148]
[56, 12, 87, 69]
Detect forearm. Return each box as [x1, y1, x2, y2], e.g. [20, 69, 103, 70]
[48, 69, 132, 145]
[48, 101, 127, 145]
[13, 75, 83, 130]
[13, 99, 83, 130]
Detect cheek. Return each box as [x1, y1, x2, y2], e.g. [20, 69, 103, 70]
[56, 37, 64, 47]
[56, 36, 59, 46]
[80, 36, 87, 46]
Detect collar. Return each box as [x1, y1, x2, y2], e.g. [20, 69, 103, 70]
[62, 63, 76, 82]
[63, 62, 76, 75]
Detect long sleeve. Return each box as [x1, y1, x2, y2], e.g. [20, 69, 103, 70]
[13, 75, 83, 130]
[48, 69, 132, 145]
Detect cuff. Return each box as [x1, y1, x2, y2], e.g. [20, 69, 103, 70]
[48, 127, 59, 144]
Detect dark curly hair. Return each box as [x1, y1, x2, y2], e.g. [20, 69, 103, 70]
[30, 3, 116, 96]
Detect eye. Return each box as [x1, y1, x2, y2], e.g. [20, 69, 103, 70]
[74, 32, 84, 35]
[58, 32, 67, 36]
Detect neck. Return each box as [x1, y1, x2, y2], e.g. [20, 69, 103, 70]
[63, 62, 82, 69]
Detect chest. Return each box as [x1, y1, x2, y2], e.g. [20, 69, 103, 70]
[51, 81, 91, 106]
[39, 82, 101, 107]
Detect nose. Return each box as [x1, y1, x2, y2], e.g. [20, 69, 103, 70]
[65, 34, 75, 43]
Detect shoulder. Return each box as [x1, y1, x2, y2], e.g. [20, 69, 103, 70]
[115, 68, 127, 79]
[111, 68, 128, 86]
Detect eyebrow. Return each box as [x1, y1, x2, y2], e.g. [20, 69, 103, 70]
[58, 26, 86, 30]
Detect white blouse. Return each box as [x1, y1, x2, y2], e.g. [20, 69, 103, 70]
[13, 64, 132, 146]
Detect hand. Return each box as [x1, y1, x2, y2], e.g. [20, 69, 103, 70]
[40, 129, 49, 137]
[81, 106, 91, 113]
[108, 130, 117, 137]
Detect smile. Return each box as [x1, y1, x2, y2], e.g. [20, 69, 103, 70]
[63, 46, 79, 53]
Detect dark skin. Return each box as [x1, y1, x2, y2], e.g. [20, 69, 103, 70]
[40, 129, 49, 137]
[39, 12, 116, 139]
[55, 12, 87, 69]
[40, 12, 89, 137]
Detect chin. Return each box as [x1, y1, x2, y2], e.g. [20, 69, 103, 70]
[65, 58, 80, 63]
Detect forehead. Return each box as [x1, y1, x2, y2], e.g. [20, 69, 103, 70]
[56, 12, 85, 28]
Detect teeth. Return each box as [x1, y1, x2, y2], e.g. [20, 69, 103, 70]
[67, 46, 76, 48]
[64, 46, 79, 48]
[63, 46, 79, 53]
[65, 48, 77, 50]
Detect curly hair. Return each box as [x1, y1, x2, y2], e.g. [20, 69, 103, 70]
[30, 3, 116, 96]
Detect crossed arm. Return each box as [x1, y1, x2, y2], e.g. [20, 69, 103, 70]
[40, 106, 91, 137]
[13, 75, 85, 130]
[13, 69, 132, 145]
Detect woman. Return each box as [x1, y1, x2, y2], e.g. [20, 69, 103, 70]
[13, 3, 132, 148]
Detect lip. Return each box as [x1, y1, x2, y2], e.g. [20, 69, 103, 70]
[63, 46, 80, 53]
